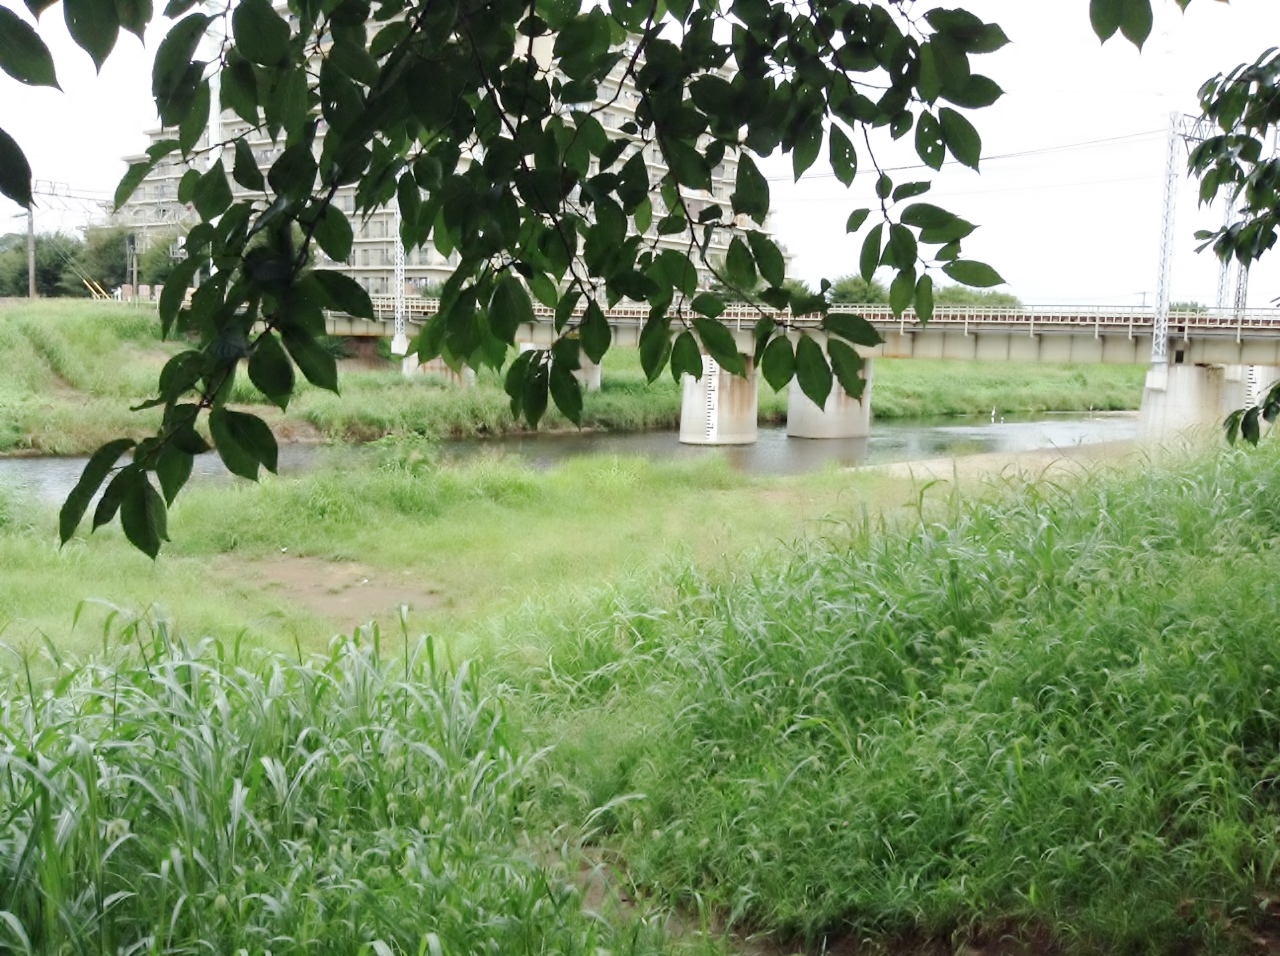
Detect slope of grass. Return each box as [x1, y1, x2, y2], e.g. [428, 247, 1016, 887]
[507, 443, 1280, 952]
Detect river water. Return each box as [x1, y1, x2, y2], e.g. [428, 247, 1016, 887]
[0, 412, 1138, 506]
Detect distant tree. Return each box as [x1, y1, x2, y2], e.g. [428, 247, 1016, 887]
[828, 274, 889, 305]
[1170, 300, 1208, 313]
[0, 231, 84, 297]
[932, 285, 1021, 307]
[139, 231, 186, 287]
[71, 226, 131, 294]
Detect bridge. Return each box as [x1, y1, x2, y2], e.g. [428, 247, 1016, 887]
[324, 297, 1280, 445]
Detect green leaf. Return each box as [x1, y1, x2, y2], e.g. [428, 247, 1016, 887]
[311, 270, 374, 318]
[232, 0, 291, 67]
[792, 116, 823, 181]
[828, 123, 857, 186]
[221, 53, 258, 125]
[580, 300, 611, 364]
[120, 475, 167, 559]
[0, 7, 59, 88]
[670, 330, 703, 382]
[942, 259, 1006, 288]
[490, 276, 534, 345]
[747, 231, 785, 289]
[639, 316, 671, 383]
[845, 208, 870, 233]
[859, 223, 883, 283]
[1119, 0, 1153, 48]
[114, 160, 155, 210]
[282, 327, 339, 392]
[889, 269, 915, 317]
[178, 78, 210, 154]
[549, 359, 584, 426]
[794, 334, 833, 409]
[248, 331, 295, 409]
[725, 236, 756, 291]
[93, 469, 131, 530]
[828, 339, 866, 400]
[886, 224, 918, 271]
[693, 318, 745, 377]
[1242, 404, 1261, 444]
[915, 273, 935, 324]
[523, 359, 549, 428]
[192, 159, 233, 219]
[64, 0, 119, 72]
[114, 0, 152, 41]
[941, 75, 1004, 110]
[233, 138, 265, 191]
[155, 443, 193, 506]
[900, 202, 959, 230]
[760, 335, 794, 392]
[312, 204, 353, 262]
[939, 108, 981, 170]
[0, 126, 33, 208]
[691, 292, 726, 319]
[59, 438, 135, 544]
[732, 153, 769, 226]
[158, 255, 200, 336]
[914, 111, 945, 170]
[822, 312, 884, 347]
[152, 13, 209, 127]
[209, 407, 279, 480]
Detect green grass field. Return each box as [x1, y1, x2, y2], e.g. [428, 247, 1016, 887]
[5, 441, 1280, 952]
[0, 299, 1145, 454]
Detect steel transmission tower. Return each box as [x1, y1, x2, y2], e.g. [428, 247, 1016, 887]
[1154, 113, 1219, 364]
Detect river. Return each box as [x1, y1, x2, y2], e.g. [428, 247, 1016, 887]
[0, 412, 1138, 506]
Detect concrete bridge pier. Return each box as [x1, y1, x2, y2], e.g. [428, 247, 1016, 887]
[679, 351, 759, 445]
[1138, 362, 1244, 439]
[787, 357, 875, 439]
[575, 359, 602, 392]
[403, 356, 476, 386]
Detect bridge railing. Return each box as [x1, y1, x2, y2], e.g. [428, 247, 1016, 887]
[365, 296, 1280, 332]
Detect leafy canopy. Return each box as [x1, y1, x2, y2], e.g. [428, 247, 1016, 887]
[0, 0, 1196, 555]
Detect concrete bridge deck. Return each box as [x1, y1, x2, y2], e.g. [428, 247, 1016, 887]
[329, 299, 1280, 366]
[326, 297, 1280, 444]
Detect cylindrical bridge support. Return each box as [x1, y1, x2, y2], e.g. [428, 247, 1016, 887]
[679, 354, 759, 445]
[787, 357, 875, 439]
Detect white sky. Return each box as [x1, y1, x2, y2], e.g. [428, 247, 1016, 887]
[1, 0, 1277, 307]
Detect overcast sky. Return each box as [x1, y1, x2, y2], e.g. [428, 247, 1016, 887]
[1, 0, 1278, 307]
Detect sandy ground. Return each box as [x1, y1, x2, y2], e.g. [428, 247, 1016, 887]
[862, 437, 1146, 486]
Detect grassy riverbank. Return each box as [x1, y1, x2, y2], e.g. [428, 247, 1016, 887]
[5, 441, 1280, 952]
[1, 443, 898, 654]
[0, 300, 1144, 454]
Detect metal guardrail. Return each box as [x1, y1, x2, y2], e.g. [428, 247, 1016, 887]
[367, 295, 1280, 335]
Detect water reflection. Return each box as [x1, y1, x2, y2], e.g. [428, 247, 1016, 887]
[0, 412, 1137, 505]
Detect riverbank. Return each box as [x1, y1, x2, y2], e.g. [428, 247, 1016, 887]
[0, 299, 1146, 454]
[4, 434, 1280, 953]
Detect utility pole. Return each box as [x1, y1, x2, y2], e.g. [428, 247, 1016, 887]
[27, 204, 35, 298]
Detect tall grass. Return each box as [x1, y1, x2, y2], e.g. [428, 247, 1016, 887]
[0, 620, 684, 954]
[511, 444, 1280, 952]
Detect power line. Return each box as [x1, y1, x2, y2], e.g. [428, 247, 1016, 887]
[778, 173, 1162, 204]
[767, 128, 1166, 182]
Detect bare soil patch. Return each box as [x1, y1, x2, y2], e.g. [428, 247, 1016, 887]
[862, 438, 1144, 487]
[223, 554, 443, 629]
